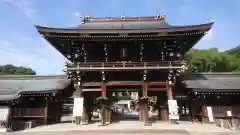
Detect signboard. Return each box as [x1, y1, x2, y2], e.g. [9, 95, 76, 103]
[73, 97, 84, 117]
[227, 110, 232, 116]
[168, 100, 179, 120]
[206, 106, 214, 122]
[0, 107, 10, 121]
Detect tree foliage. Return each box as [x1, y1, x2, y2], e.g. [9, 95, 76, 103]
[226, 45, 240, 57]
[0, 64, 36, 75]
[184, 46, 240, 72]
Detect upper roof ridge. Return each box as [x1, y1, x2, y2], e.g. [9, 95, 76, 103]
[82, 15, 165, 23]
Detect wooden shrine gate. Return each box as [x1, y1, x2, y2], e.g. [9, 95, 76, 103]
[73, 80, 175, 125]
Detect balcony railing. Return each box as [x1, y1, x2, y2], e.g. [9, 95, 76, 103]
[65, 61, 184, 71]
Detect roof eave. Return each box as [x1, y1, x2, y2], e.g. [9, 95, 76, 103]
[35, 22, 214, 34]
[191, 89, 240, 92]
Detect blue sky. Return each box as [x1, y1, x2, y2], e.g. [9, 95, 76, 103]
[0, 0, 239, 75]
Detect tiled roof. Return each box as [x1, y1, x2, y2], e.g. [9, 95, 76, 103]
[75, 20, 172, 30]
[181, 72, 240, 91]
[181, 72, 240, 80]
[0, 75, 70, 100]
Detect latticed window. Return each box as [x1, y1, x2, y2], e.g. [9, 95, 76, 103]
[120, 47, 127, 58]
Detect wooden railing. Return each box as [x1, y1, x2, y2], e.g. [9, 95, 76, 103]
[65, 61, 184, 71]
[11, 108, 45, 117]
[212, 106, 240, 117]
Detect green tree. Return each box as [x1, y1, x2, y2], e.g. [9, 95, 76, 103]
[184, 47, 240, 72]
[0, 64, 36, 75]
[226, 45, 240, 57]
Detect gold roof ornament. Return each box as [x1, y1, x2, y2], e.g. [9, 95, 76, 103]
[156, 13, 164, 20]
[83, 16, 91, 23]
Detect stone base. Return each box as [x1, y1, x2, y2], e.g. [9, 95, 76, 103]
[81, 121, 89, 125]
[169, 119, 179, 124]
[144, 123, 152, 126]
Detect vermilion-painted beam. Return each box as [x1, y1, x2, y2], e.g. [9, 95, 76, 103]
[107, 89, 139, 91]
[148, 82, 167, 86]
[82, 82, 102, 86]
[148, 88, 166, 91]
[107, 81, 141, 86]
[82, 81, 170, 87]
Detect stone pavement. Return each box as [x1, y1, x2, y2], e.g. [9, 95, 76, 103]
[0, 131, 189, 135]
[0, 121, 239, 135]
[0, 131, 240, 135]
[20, 121, 234, 133]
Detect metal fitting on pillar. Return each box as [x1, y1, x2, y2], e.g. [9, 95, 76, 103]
[76, 71, 81, 81]
[143, 70, 147, 81]
[101, 71, 106, 81]
[77, 81, 81, 87]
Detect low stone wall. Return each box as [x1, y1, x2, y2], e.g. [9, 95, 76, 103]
[215, 118, 240, 130]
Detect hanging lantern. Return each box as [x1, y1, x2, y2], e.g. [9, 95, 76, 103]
[75, 53, 79, 58]
[67, 54, 71, 59]
[177, 53, 181, 58]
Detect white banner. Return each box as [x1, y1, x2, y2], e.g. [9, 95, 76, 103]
[227, 110, 232, 116]
[73, 97, 84, 117]
[206, 106, 214, 122]
[0, 107, 10, 121]
[168, 100, 179, 120]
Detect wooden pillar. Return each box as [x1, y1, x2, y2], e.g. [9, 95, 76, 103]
[166, 83, 173, 121]
[99, 82, 109, 126]
[190, 94, 196, 122]
[138, 82, 148, 122]
[54, 93, 61, 124]
[144, 82, 149, 124]
[138, 90, 142, 121]
[106, 91, 112, 124]
[156, 94, 161, 120]
[102, 83, 111, 125]
[105, 105, 111, 125]
[109, 91, 117, 123]
[102, 82, 107, 97]
[166, 83, 173, 100]
[200, 96, 207, 123]
[138, 99, 144, 122]
[81, 92, 91, 125]
[99, 98, 110, 126]
[88, 94, 94, 123]
[142, 82, 148, 98]
[157, 94, 167, 121]
[44, 97, 48, 125]
[55, 102, 61, 123]
[139, 82, 149, 125]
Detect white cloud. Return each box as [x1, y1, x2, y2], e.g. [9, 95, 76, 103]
[68, 10, 84, 26]
[0, 39, 41, 68]
[72, 10, 82, 17]
[3, 0, 35, 19]
[18, 35, 31, 42]
[0, 37, 67, 75]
